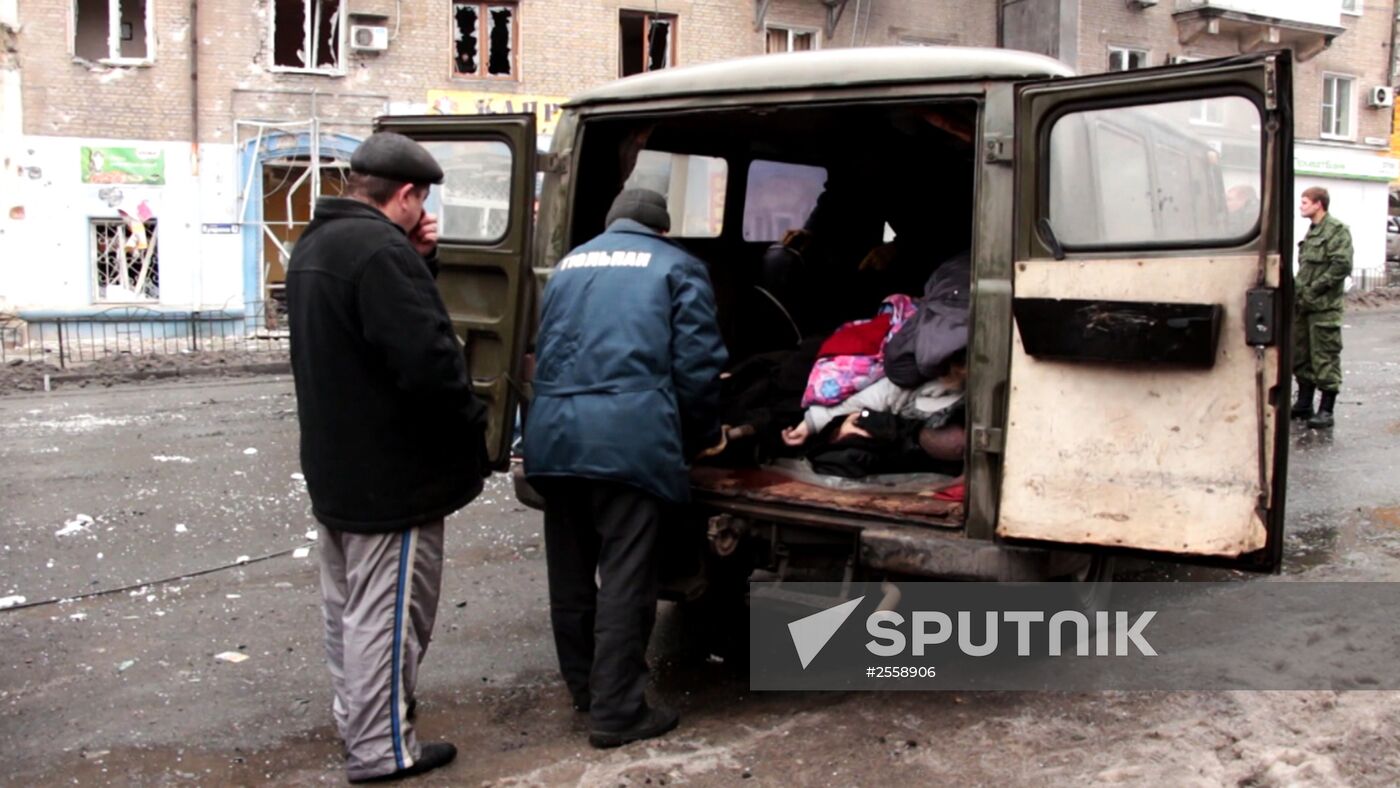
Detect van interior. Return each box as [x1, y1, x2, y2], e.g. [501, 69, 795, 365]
[569, 100, 980, 528]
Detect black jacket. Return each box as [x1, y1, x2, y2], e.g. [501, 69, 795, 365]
[287, 198, 488, 533]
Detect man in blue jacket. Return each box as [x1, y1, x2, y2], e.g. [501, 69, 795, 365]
[524, 188, 727, 748]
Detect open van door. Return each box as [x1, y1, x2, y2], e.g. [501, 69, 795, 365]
[375, 114, 537, 471]
[998, 52, 1291, 571]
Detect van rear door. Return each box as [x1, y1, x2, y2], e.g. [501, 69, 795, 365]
[374, 114, 538, 471]
[998, 52, 1291, 571]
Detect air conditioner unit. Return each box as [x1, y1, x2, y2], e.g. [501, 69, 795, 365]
[1369, 86, 1395, 109]
[350, 25, 389, 52]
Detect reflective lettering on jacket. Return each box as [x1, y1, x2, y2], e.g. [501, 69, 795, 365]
[557, 251, 653, 270]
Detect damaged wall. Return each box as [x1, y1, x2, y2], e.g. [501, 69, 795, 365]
[19, 0, 191, 140]
[0, 136, 242, 310]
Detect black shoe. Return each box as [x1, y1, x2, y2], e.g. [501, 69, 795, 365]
[1308, 391, 1337, 429]
[1291, 382, 1316, 420]
[349, 742, 457, 784]
[589, 705, 679, 749]
[406, 698, 416, 720]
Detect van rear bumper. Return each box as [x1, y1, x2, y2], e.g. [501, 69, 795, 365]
[513, 465, 1088, 581]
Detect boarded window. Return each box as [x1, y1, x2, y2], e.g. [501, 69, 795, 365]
[93, 217, 159, 302]
[272, 0, 343, 71]
[620, 11, 676, 77]
[452, 2, 517, 79]
[74, 0, 151, 62]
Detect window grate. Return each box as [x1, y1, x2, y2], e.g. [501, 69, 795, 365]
[93, 218, 159, 302]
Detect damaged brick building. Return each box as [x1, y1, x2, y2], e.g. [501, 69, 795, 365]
[0, 0, 1393, 322]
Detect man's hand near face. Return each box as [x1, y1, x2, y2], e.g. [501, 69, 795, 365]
[410, 212, 440, 257]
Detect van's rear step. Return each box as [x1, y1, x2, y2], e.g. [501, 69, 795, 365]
[690, 466, 962, 528]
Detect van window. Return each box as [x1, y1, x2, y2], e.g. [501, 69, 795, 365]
[742, 160, 828, 242]
[1046, 95, 1261, 248]
[625, 150, 727, 237]
[421, 139, 514, 243]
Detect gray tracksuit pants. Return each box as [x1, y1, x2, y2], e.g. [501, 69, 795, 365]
[318, 520, 444, 781]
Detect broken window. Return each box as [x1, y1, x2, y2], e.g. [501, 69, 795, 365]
[620, 11, 675, 77]
[74, 0, 152, 62]
[452, 2, 517, 79]
[93, 217, 159, 302]
[272, 0, 343, 72]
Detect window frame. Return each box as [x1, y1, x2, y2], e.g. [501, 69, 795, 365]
[1340, 0, 1362, 16]
[1037, 89, 1267, 254]
[619, 9, 678, 77]
[1107, 45, 1150, 73]
[91, 216, 160, 303]
[449, 0, 520, 82]
[71, 0, 157, 66]
[764, 23, 820, 54]
[267, 0, 347, 76]
[1320, 72, 1357, 141]
[1170, 55, 1227, 126]
[741, 158, 830, 242]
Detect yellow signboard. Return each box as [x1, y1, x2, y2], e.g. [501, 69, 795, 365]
[427, 90, 568, 137]
[1392, 104, 1400, 185]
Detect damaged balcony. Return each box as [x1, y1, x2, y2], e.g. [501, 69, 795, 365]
[1173, 0, 1345, 62]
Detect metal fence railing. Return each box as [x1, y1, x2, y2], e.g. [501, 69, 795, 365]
[1352, 268, 1399, 293]
[0, 301, 289, 370]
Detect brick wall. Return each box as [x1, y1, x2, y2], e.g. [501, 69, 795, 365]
[19, 0, 196, 139]
[17, 0, 999, 144]
[1076, 0, 1396, 145]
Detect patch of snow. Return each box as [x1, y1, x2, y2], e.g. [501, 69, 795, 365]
[55, 514, 94, 538]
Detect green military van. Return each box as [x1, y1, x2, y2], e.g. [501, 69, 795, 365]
[377, 45, 1294, 596]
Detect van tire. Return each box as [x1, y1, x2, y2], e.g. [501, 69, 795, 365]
[1058, 554, 1115, 619]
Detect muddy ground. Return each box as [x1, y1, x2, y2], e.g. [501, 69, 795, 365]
[0, 349, 289, 394]
[1, 310, 1399, 786]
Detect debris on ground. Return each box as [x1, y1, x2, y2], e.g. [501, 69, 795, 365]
[0, 349, 289, 395]
[55, 514, 95, 538]
[0, 595, 26, 609]
[1347, 286, 1400, 310]
[214, 652, 250, 664]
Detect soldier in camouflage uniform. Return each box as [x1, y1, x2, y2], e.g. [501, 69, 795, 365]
[1292, 186, 1352, 430]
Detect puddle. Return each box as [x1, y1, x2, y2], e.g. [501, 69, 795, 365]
[1283, 525, 1340, 575]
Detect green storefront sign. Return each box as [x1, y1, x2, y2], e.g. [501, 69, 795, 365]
[81, 147, 165, 185]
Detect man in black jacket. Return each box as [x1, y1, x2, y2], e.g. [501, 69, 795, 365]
[287, 132, 487, 783]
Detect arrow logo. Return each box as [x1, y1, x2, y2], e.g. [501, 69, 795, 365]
[787, 596, 865, 669]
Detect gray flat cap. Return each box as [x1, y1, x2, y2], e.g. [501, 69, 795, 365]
[350, 132, 444, 185]
[606, 188, 671, 233]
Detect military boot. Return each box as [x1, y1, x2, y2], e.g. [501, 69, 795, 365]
[1290, 381, 1316, 420]
[1307, 391, 1336, 429]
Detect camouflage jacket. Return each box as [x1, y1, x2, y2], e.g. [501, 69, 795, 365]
[1295, 213, 1352, 315]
